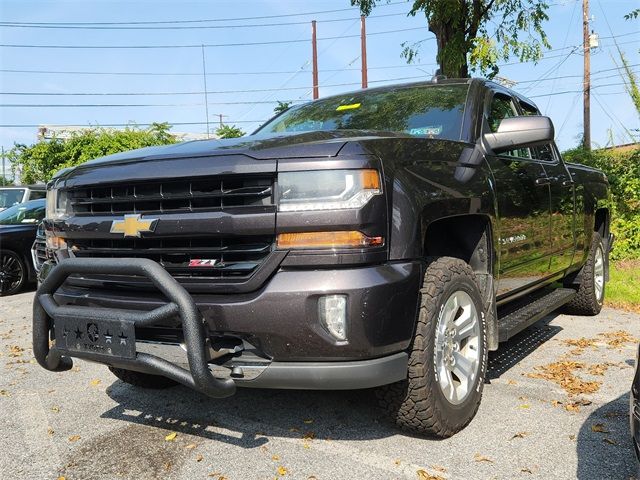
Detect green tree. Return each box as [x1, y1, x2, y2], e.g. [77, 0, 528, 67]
[351, 0, 551, 78]
[274, 101, 292, 115]
[8, 123, 176, 183]
[215, 124, 245, 139]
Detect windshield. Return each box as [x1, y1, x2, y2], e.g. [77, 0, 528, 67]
[0, 189, 26, 209]
[257, 83, 469, 141]
[0, 199, 45, 225]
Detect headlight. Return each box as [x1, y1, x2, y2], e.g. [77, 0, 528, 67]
[278, 169, 382, 212]
[46, 188, 69, 220]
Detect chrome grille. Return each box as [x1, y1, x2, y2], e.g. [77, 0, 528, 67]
[68, 175, 273, 215]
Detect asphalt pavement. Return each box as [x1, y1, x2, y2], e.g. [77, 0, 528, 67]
[1, 289, 639, 480]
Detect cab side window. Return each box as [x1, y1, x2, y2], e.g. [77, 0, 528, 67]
[488, 94, 531, 159]
[519, 101, 555, 162]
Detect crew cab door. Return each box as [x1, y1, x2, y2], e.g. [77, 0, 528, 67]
[519, 100, 576, 274]
[483, 91, 552, 297]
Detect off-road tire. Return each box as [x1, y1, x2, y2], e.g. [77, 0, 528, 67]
[564, 232, 605, 316]
[376, 257, 488, 438]
[109, 367, 178, 389]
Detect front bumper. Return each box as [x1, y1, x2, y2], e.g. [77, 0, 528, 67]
[34, 257, 419, 397]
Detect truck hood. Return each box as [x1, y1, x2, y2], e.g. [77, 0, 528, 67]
[52, 130, 408, 188]
[79, 130, 406, 167]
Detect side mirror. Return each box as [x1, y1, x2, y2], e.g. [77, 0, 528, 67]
[484, 115, 555, 153]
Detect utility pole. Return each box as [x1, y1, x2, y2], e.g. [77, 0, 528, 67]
[311, 20, 319, 100]
[583, 0, 591, 151]
[360, 16, 368, 89]
[216, 113, 228, 128]
[1, 147, 5, 186]
[201, 45, 211, 139]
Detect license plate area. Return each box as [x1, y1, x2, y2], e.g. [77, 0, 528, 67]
[54, 316, 136, 359]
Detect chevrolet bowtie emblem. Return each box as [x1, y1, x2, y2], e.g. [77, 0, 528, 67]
[110, 214, 158, 238]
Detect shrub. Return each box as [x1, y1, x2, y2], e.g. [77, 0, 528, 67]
[563, 145, 640, 260]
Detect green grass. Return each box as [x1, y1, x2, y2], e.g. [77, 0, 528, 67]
[606, 260, 640, 313]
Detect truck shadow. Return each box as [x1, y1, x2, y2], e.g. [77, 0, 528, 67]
[488, 313, 562, 380]
[99, 313, 563, 449]
[103, 381, 394, 448]
[576, 393, 638, 479]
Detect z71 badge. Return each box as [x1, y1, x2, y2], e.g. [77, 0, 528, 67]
[188, 259, 218, 267]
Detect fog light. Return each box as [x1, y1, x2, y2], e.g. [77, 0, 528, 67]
[318, 295, 347, 341]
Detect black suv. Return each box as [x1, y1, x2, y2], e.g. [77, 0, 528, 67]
[33, 78, 611, 437]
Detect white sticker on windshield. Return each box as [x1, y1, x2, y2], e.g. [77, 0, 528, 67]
[410, 126, 443, 136]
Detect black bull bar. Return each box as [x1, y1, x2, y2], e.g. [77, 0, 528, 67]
[32, 257, 237, 398]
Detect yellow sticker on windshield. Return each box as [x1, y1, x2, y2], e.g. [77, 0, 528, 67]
[336, 103, 361, 111]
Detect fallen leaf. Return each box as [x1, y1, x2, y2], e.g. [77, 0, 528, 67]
[527, 361, 600, 396]
[8, 345, 24, 357]
[591, 423, 610, 433]
[521, 467, 533, 474]
[552, 400, 563, 407]
[303, 442, 311, 449]
[604, 411, 626, 418]
[185, 443, 197, 450]
[303, 419, 314, 424]
[431, 464, 447, 473]
[289, 427, 299, 433]
[57, 477, 66, 480]
[394, 459, 402, 466]
[519, 404, 530, 409]
[51, 406, 60, 413]
[587, 364, 609, 376]
[506, 379, 518, 385]
[196, 454, 204, 462]
[302, 431, 316, 440]
[68, 435, 81, 442]
[474, 453, 494, 463]
[165, 432, 177, 441]
[599, 330, 637, 348]
[89, 379, 101, 387]
[277, 466, 288, 476]
[272, 455, 280, 461]
[47, 427, 54, 436]
[603, 438, 618, 445]
[510, 431, 528, 440]
[569, 434, 576, 441]
[0, 389, 10, 397]
[163, 462, 172, 471]
[416, 469, 445, 480]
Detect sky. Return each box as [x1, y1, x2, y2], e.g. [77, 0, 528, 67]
[0, 0, 638, 158]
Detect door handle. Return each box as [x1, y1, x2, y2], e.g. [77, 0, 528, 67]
[535, 177, 550, 186]
[561, 179, 574, 187]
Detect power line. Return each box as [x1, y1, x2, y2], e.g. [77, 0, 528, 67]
[0, 12, 408, 30]
[0, 75, 430, 107]
[0, 121, 266, 128]
[528, 81, 629, 98]
[0, 62, 437, 77]
[0, 2, 406, 26]
[0, 27, 429, 49]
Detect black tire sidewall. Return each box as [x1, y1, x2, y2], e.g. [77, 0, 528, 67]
[0, 250, 26, 296]
[423, 272, 488, 425]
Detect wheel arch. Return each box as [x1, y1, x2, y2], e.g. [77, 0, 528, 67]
[422, 214, 499, 350]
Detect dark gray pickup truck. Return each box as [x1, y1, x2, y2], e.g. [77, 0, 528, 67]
[33, 78, 612, 437]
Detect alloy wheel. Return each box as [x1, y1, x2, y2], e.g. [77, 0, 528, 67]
[434, 290, 481, 405]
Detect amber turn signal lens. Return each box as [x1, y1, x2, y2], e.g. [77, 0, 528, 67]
[277, 231, 384, 249]
[360, 169, 381, 190]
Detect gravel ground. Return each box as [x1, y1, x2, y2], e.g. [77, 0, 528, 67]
[1, 289, 639, 480]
